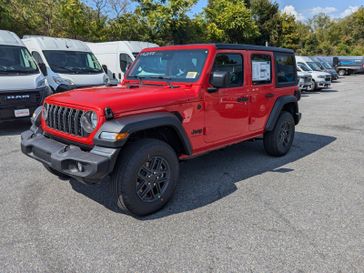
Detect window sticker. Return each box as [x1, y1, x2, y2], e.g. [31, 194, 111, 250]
[186, 71, 198, 79]
[140, 52, 156, 57]
[252, 61, 271, 81]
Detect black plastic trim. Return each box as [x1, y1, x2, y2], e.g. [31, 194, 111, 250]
[265, 95, 300, 131]
[21, 130, 119, 183]
[94, 112, 192, 155]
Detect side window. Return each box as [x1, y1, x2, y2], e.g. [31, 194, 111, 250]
[212, 53, 243, 87]
[120, 53, 133, 73]
[252, 54, 272, 85]
[32, 51, 44, 64]
[275, 53, 296, 86]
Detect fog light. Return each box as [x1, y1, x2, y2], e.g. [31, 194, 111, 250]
[77, 162, 83, 172]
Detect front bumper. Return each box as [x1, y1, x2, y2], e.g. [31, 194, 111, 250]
[299, 83, 313, 90]
[21, 130, 119, 183]
[317, 81, 331, 88]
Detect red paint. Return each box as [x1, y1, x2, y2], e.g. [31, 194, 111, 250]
[41, 44, 296, 157]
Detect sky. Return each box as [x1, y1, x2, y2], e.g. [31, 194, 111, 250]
[190, 0, 364, 20]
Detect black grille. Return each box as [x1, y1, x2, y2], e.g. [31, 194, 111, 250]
[0, 91, 42, 106]
[325, 76, 331, 81]
[304, 76, 311, 83]
[46, 104, 87, 137]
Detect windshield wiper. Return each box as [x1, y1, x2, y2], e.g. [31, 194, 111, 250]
[141, 76, 178, 88]
[50, 64, 78, 73]
[73, 67, 102, 73]
[0, 70, 35, 74]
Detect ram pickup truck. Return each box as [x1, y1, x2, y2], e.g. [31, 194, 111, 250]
[21, 44, 301, 216]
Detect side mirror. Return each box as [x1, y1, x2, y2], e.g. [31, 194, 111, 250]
[208, 71, 230, 92]
[102, 64, 108, 73]
[38, 63, 47, 76]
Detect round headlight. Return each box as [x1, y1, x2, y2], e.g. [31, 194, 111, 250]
[42, 103, 49, 120]
[80, 111, 98, 133]
[91, 111, 98, 128]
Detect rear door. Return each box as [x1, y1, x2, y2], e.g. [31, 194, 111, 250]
[204, 51, 250, 143]
[248, 51, 276, 132]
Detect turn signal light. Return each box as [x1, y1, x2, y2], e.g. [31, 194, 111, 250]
[100, 132, 129, 141]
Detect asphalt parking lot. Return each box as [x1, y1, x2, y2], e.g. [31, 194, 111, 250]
[1, 76, 363, 273]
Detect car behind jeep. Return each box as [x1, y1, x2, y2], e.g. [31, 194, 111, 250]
[21, 44, 301, 216]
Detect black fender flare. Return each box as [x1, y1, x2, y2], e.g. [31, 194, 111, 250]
[93, 112, 192, 155]
[265, 95, 300, 132]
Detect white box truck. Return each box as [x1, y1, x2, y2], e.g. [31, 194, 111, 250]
[87, 41, 158, 82]
[0, 30, 49, 122]
[22, 36, 108, 93]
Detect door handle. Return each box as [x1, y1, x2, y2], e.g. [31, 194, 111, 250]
[265, 93, 274, 98]
[237, 96, 249, 103]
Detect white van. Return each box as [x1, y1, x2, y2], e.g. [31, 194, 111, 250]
[22, 36, 108, 93]
[295, 56, 331, 90]
[0, 30, 49, 121]
[87, 41, 158, 82]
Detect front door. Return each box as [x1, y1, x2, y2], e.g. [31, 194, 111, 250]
[204, 51, 250, 143]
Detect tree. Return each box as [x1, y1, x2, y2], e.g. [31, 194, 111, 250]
[204, 0, 259, 43]
[0, 0, 13, 30]
[250, 0, 281, 45]
[277, 13, 300, 51]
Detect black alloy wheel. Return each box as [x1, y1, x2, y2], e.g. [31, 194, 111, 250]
[111, 138, 179, 216]
[136, 156, 171, 202]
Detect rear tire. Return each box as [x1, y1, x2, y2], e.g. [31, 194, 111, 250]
[111, 138, 179, 216]
[264, 111, 295, 156]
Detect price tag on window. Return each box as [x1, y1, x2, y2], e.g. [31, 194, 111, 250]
[252, 61, 271, 81]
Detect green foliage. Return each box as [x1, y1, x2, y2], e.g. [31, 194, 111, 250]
[250, 0, 280, 45]
[204, 0, 259, 43]
[0, 0, 363, 56]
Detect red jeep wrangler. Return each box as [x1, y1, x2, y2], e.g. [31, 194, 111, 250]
[21, 44, 301, 216]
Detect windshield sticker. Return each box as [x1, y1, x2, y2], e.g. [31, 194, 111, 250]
[140, 52, 156, 57]
[186, 71, 198, 79]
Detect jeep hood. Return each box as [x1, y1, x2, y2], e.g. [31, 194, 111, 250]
[45, 84, 199, 115]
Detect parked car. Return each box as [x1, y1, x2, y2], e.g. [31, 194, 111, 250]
[22, 36, 108, 93]
[87, 41, 158, 83]
[0, 30, 49, 122]
[21, 43, 301, 216]
[311, 56, 338, 80]
[333, 56, 364, 76]
[297, 71, 313, 91]
[296, 56, 331, 90]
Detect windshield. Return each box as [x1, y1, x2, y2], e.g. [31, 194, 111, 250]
[297, 62, 311, 72]
[307, 62, 323, 71]
[322, 62, 333, 69]
[0, 45, 39, 75]
[314, 62, 325, 70]
[127, 49, 209, 82]
[43, 50, 103, 74]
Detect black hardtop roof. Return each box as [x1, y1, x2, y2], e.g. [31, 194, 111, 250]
[214, 43, 294, 54]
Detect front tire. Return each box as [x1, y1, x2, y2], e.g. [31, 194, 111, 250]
[263, 111, 295, 156]
[111, 138, 179, 216]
